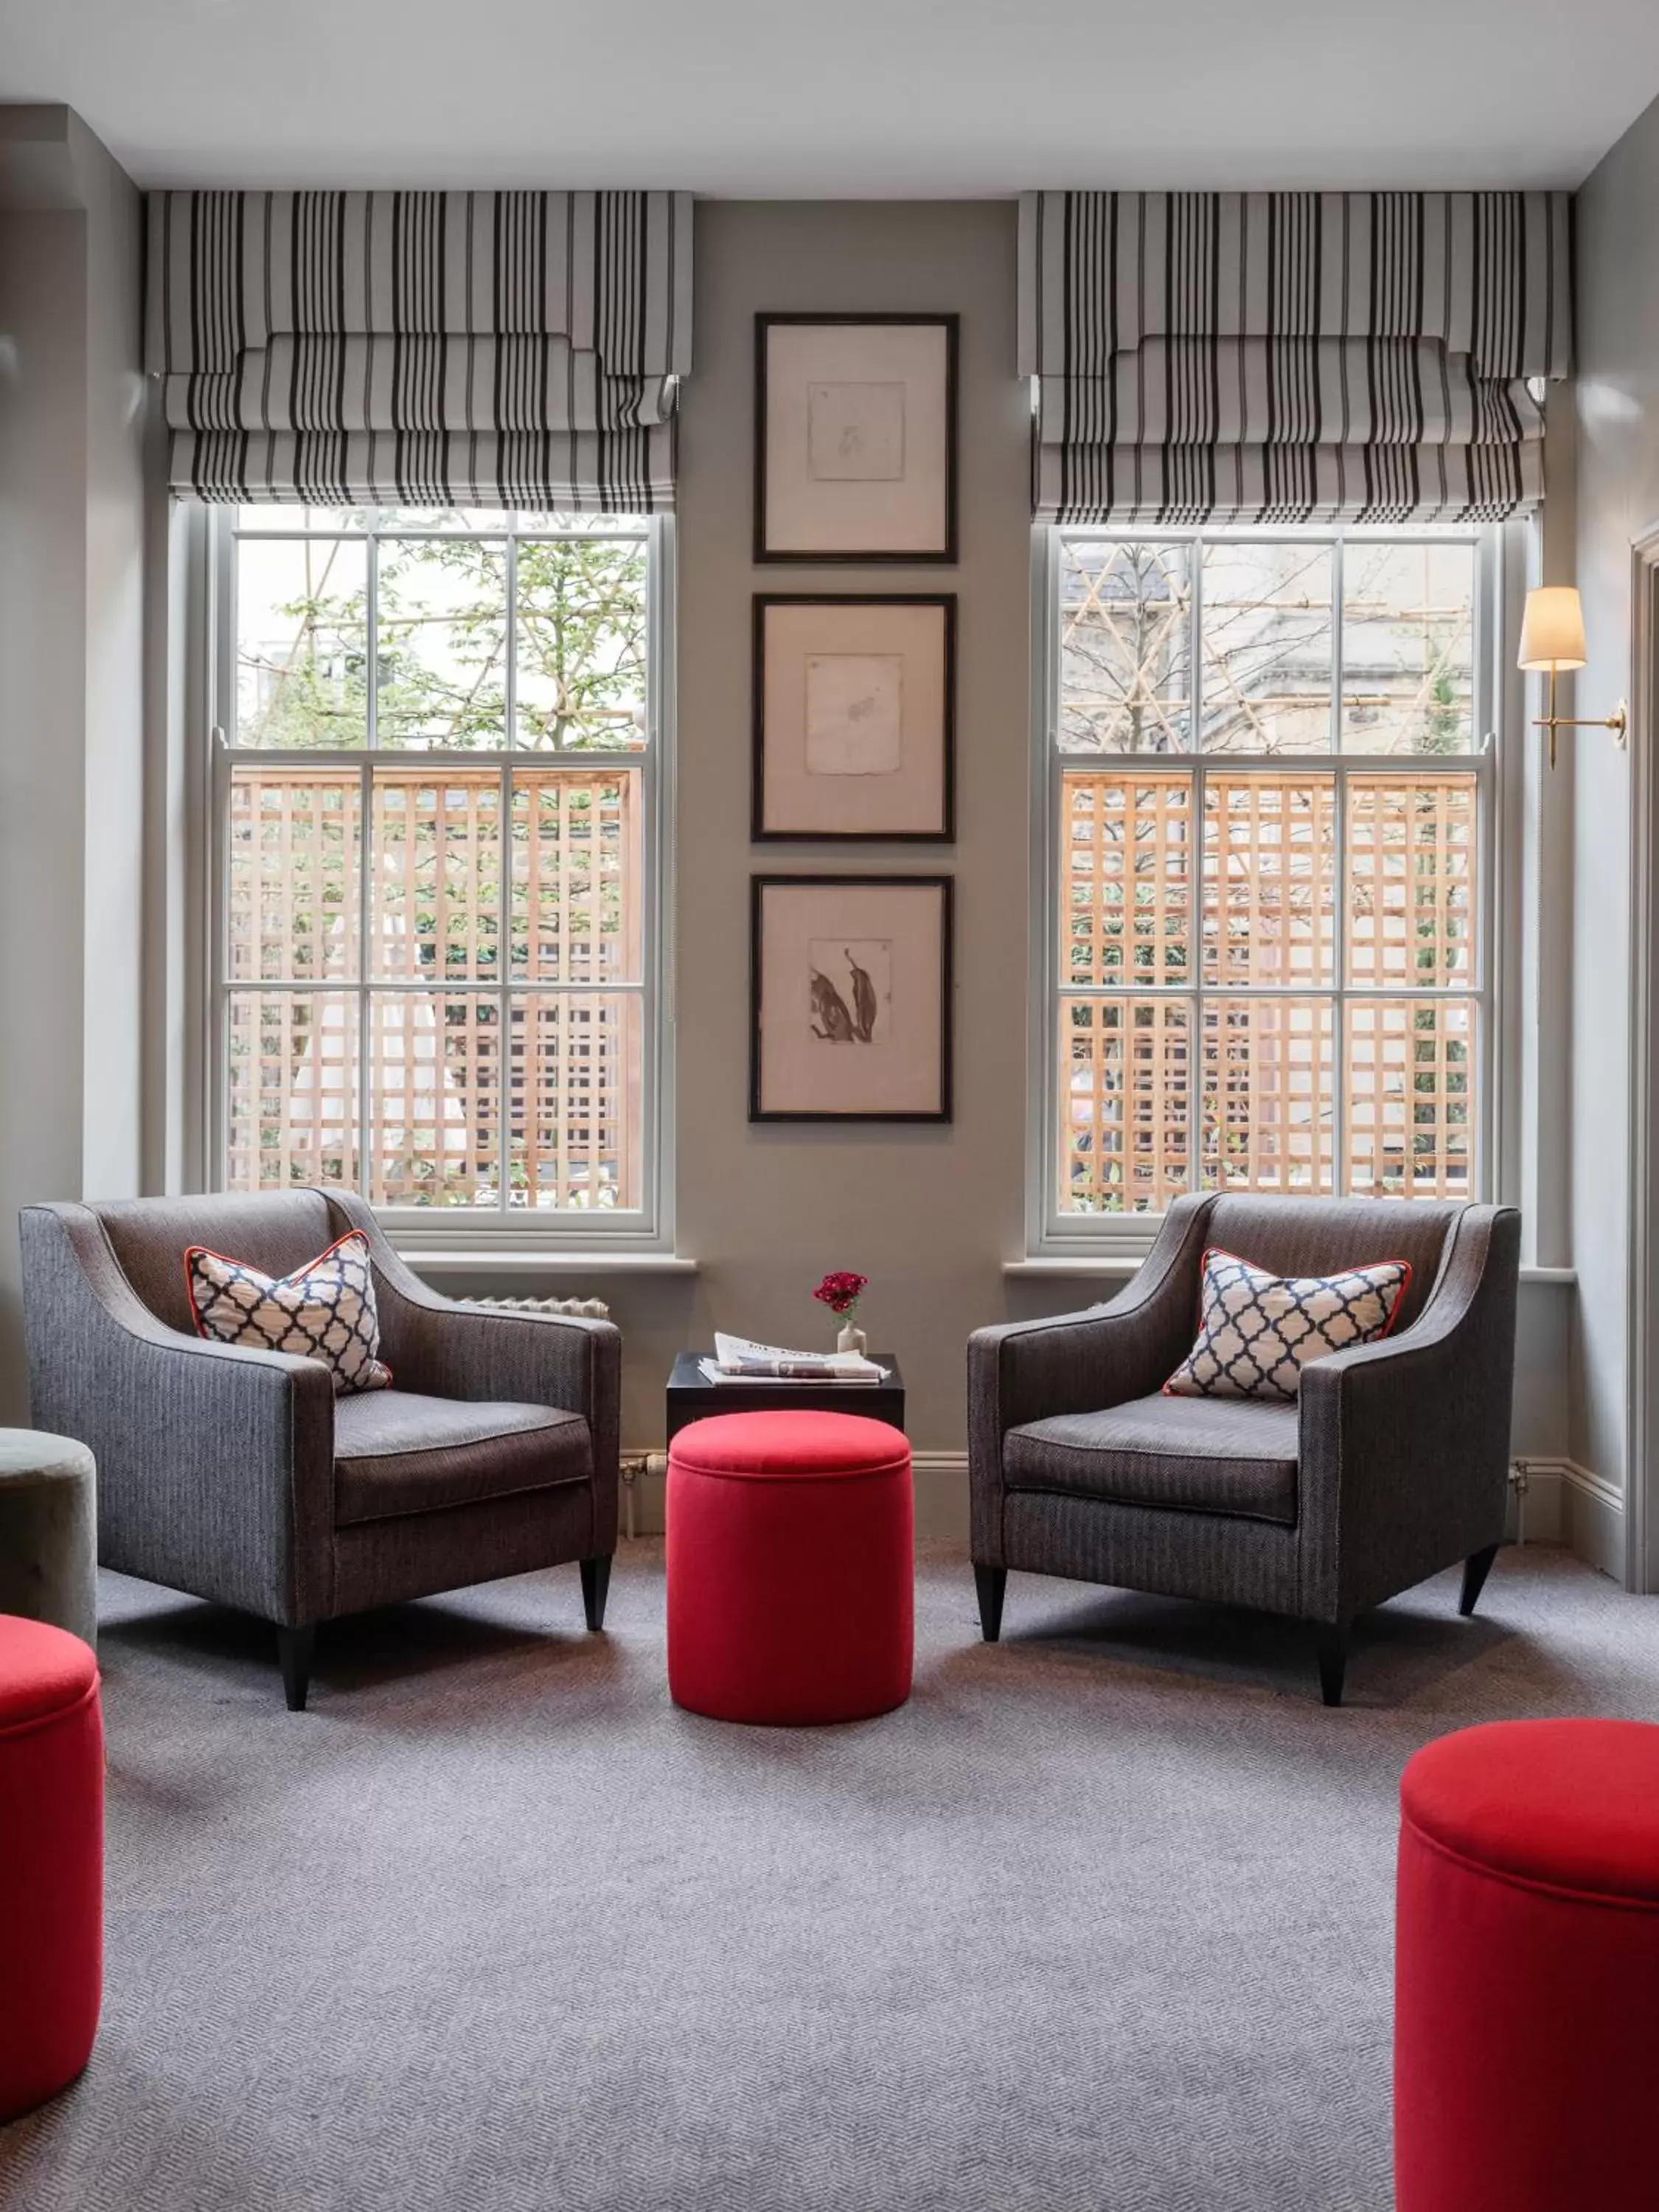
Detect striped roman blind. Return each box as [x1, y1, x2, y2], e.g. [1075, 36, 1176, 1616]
[1018, 191, 1571, 526]
[146, 190, 692, 509]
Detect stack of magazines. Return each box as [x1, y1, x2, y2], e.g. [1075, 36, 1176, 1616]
[700, 1332, 888, 1385]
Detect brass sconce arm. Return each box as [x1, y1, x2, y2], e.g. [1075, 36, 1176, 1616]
[1534, 665, 1630, 769]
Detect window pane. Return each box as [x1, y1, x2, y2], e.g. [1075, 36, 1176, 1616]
[375, 538, 508, 750]
[1200, 542, 1333, 754]
[369, 771, 502, 982]
[514, 513, 650, 539]
[235, 507, 369, 534]
[1346, 999, 1475, 1197]
[1203, 774, 1336, 988]
[1200, 999, 1335, 1193]
[515, 537, 649, 751]
[369, 509, 509, 535]
[1062, 771, 1191, 989]
[235, 536, 368, 748]
[508, 994, 643, 1210]
[226, 992, 358, 1191]
[1346, 775, 1478, 988]
[511, 768, 641, 984]
[1059, 540, 1192, 754]
[1341, 542, 1476, 754]
[229, 769, 360, 981]
[1059, 997, 1192, 1214]
[366, 992, 500, 1207]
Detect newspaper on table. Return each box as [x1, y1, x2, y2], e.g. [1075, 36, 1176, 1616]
[700, 1332, 888, 1385]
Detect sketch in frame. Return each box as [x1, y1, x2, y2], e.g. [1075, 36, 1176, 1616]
[752, 596, 956, 841]
[754, 316, 959, 563]
[809, 940, 891, 1043]
[750, 875, 953, 1122]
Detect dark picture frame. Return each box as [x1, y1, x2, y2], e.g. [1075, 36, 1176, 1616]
[751, 594, 957, 843]
[749, 874, 954, 1123]
[754, 313, 961, 565]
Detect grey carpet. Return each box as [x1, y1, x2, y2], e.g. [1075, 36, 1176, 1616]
[0, 1541, 1650, 2212]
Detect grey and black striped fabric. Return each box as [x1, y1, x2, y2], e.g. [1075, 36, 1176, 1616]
[1018, 191, 1571, 524]
[146, 191, 692, 509]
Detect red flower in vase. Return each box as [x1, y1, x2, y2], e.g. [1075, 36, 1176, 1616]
[813, 1270, 869, 1317]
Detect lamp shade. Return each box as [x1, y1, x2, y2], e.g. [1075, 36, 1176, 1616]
[1519, 586, 1587, 671]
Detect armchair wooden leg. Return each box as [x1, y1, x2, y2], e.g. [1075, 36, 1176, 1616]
[580, 1554, 613, 1632]
[1459, 1543, 1499, 1618]
[277, 1625, 316, 1713]
[973, 1565, 1007, 1644]
[1315, 1625, 1349, 1708]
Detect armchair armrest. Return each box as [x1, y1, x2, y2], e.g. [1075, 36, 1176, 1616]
[19, 1203, 336, 1625]
[967, 1195, 1214, 1562]
[323, 1197, 622, 1547]
[1296, 1204, 1521, 1621]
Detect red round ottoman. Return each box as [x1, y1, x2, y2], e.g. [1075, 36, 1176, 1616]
[0, 1615, 103, 2122]
[667, 1411, 913, 1725]
[1396, 1719, 1659, 2211]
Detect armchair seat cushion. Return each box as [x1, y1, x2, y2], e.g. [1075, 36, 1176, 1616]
[1003, 1392, 1300, 1526]
[333, 1391, 591, 1527]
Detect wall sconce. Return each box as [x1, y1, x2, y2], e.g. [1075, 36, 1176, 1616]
[1519, 586, 1628, 769]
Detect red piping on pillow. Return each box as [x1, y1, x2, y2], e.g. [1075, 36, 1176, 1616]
[1374, 1256, 1413, 1339]
[182, 1232, 389, 1387]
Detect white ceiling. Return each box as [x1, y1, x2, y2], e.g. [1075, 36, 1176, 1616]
[3, 0, 1658, 195]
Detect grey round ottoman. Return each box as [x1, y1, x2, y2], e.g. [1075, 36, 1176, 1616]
[0, 1430, 97, 1649]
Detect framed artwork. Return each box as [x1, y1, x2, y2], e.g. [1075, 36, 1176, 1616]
[752, 595, 956, 842]
[754, 315, 959, 563]
[749, 875, 953, 1123]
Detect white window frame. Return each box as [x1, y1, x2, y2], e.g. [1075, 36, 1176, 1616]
[203, 506, 677, 1256]
[1027, 521, 1516, 1259]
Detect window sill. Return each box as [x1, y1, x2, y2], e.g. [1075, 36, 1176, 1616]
[1005, 1256, 1144, 1279]
[1007, 1256, 1577, 1287]
[398, 1249, 698, 1276]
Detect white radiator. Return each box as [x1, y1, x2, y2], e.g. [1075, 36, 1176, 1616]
[456, 1295, 611, 1319]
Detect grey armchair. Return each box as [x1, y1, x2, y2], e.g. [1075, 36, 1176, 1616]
[969, 1194, 1520, 1703]
[20, 1189, 620, 1710]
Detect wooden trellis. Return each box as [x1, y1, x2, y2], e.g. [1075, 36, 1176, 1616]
[1345, 998, 1472, 1199]
[1060, 768, 1477, 1212]
[226, 762, 642, 1210]
[1346, 774, 1475, 989]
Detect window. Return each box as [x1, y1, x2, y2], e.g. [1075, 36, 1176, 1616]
[1038, 529, 1496, 1239]
[212, 507, 667, 1242]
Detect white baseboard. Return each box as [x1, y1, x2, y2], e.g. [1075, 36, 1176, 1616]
[619, 1448, 970, 1542]
[911, 1452, 971, 1543]
[619, 1447, 1626, 1580]
[1510, 1457, 1626, 1578]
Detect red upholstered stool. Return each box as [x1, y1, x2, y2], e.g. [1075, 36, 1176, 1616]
[0, 1615, 103, 2122]
[667, 1412, 913, 1725]
[1396, 1719, 1659, 2211]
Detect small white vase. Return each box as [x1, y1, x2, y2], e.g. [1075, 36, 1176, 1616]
[836, 1319, 867, 1356]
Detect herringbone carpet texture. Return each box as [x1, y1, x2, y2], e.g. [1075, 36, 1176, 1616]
[0, 1543, 1644, 2211]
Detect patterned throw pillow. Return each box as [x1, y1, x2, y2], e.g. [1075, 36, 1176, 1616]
[1164, 1247, 1411, 1403]
[184, 1231, 392, 1394]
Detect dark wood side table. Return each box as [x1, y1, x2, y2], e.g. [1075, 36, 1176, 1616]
[666, 1353, 906, 1443]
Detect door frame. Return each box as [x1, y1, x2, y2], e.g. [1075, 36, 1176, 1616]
[1625, 526, 1659, 1592]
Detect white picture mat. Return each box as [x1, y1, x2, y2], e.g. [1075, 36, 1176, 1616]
[756, 881, 946, 1116]
[762, 324, 951, 555]
[804, 656, 904, 776]
[807, 383, 906, 480]
[760, 601, 948, 835]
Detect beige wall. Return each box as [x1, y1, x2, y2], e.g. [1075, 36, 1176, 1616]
[1570, 88, 1659, 1579]
[0, 105, 147, 1422]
